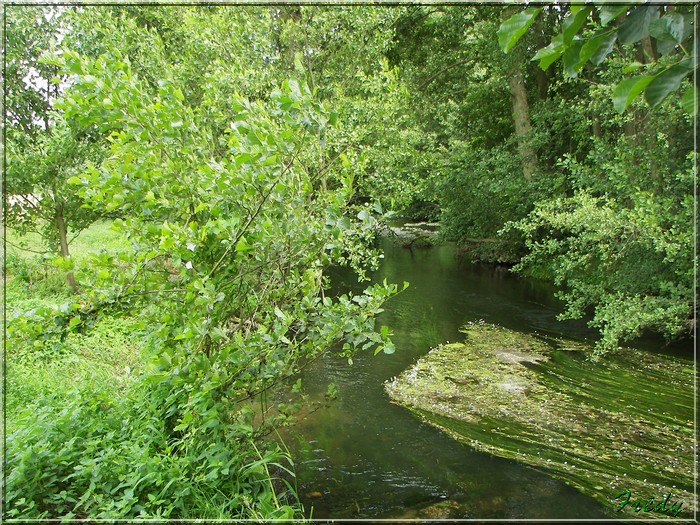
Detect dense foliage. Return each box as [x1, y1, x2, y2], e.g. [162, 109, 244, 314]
[4, 3, 695, 520]
[5, 6, 400, 520]
[386, 4, 694, 353]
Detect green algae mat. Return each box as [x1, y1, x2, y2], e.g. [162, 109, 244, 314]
[385, 321, 696, 518]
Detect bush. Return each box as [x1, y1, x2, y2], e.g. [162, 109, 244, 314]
[505, 189, 694, 355]
[4, 378, 303, 520]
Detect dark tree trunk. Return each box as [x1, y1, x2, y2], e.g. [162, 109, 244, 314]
[502, 6, 537, 180]
[55, 202, 79, 294]
[509, 69, 537, 179]
[535, 68, 548, 100]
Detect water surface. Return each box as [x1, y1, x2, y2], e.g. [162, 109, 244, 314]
[286, 240, 690, 519]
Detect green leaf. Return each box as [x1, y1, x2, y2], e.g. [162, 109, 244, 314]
[293, 53, 304, 73]
[562, 7, 592, 45]
[655, 37, 679, 57]
[622, 61, 645, 74]
[498, 8, 542, 53]
[66, 176, 83, 185]
[38, 50, 65, 67]
[382, 341, 396, 355]
[325, 382, 337, 400]
[648, 13, 685, 44]
[644, 59, 695, 108]
[337, 216, 351, 230]
[52, 256, 75, 270]
[532, 34, 565, 70]
[563, 40, 586, 77]
[235, 236, 252, 253]
[599, 5, 629, 26]
[588, 31, 617, 66]
[612, 75, 655, 113]
[617, 6, 660, 45]
[680, 85, 697, 116]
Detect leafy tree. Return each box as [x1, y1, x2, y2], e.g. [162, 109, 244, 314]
[498, 4, 697, 115]
[6, 12, 403, 516]
[504, 181, 694, 356]
[270, 5, 432, 216]
[387, 6, 552, 249]
[497, 4, 695, 353]
[5, 6, 106, 292]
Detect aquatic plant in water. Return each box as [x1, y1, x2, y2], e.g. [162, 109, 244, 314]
[385, 321, 695, 518]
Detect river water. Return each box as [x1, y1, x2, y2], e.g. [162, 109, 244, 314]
[285, 239, 689, 519]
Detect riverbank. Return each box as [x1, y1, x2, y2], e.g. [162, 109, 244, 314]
[385, 321, 695, 518]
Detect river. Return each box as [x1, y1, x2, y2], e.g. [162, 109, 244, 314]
[284, 238, 690, 519]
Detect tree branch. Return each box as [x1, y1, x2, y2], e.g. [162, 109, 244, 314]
[419, 57, 476, 90]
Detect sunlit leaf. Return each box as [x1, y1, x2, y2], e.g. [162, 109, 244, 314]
[562, 7, 592, 45]
[617, 6, 660, 45]
[532, 34, 565, 70]
[680, 84, 697, 116]
[498, 7, 542, 53]
[621, 61, 645, 74]
[612, 75, 655, 113]
[644, 59, 695, 108]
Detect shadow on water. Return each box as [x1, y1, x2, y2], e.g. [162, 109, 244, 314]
[284, 240, 691, 519]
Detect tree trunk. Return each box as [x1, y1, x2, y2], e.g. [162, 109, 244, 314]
[279, 5, 302, 71]
[501, 5, 537, 179]
[532, 12, 549, 100]
[623, 39, 655, 167]
[509, 69, 537, 179]
[535, 68, 548, 100]
[55, 202, 79, 294]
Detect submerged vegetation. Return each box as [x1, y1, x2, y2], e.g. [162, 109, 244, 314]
[3, 3, 695, 521]
[385, 322, 695, 517]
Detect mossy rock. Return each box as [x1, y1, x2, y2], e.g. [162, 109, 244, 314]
[385, 321, 694, 518]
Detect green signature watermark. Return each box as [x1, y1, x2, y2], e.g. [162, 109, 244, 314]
[614, 490, 684, 517]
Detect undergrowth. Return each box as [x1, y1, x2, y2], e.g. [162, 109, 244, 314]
[3, 221, 305, 520]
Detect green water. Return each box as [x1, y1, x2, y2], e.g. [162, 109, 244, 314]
[285, 240, 693, 519]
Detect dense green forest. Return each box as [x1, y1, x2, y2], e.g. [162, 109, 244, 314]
[3, 4, 695, 520]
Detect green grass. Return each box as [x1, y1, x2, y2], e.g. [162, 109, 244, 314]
[5, 219, 130, 269]
[4, 219, 142, 427]
[4, 219, 305, 520]
[6, 315, 144, 424]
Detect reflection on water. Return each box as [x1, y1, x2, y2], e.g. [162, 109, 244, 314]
[284, 240, 688, 519]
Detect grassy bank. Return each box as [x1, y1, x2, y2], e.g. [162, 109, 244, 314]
[5, 220, 141, 425]
[4, 221, 302, 520]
